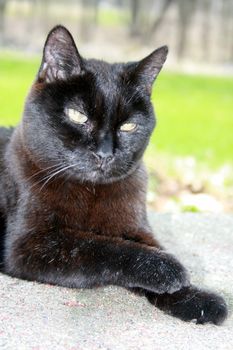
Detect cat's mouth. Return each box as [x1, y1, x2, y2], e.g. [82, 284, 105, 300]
[67, 161, 135, 184]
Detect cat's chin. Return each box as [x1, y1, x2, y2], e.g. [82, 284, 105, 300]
[77, 170, 130, 185]
[70, 164, 139, 185]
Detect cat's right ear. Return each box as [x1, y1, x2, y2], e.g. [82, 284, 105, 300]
[37, 25, 83, 83]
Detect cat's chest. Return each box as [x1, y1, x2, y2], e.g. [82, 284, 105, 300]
[42, 181, 145, 235]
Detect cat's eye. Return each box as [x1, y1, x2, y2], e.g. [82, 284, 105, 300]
[120, 122, 137, 132]
[66, 108, 88, 124]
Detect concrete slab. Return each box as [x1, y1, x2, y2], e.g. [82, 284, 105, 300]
[0, 213, 233, 350]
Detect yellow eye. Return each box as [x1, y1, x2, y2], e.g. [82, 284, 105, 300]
[66, 108, 88, 124]
[120, 122, 137, 132]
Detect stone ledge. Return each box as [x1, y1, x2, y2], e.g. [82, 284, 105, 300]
[0, 213, 233, 350]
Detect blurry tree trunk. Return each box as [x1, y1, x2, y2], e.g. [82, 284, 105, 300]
[220, 0, 233, 62]
[116, 0, 124, 6]
[230, 1, 233, 60]
[200, 0, 212, 61]
[80, 0, 98, 41]
[93, 0, 100, 26]
[40, 0, 51, 28]
[130, 0, 140, 36]
[80, 0, 89, 40]
[29, 0, 51, 30]
[0, 0, 7, 41]
[149, 0, 173, 35]
[177, 0, 196, 59]
[28, 0, 39, 31]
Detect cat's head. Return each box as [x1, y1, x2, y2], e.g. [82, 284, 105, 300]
[23, 25, 168, 184]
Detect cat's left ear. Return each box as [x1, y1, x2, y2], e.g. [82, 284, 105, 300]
[132, 46, 168, 94]
[37, 25, 83, 83]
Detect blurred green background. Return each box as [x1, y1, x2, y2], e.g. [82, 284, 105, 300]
[0, 0, 233, 212]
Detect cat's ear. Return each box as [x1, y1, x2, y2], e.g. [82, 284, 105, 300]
[131, 46, 168, 94]
[37, 25, 83, 83]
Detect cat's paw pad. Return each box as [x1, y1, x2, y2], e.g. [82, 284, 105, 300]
[156, 286, 228, 325]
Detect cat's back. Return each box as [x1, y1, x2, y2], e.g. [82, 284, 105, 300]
[0, 127, 14, 169]
[0, 126, 14, 180]
[0, 127, 14, 205]
[0, 127, 14, 265]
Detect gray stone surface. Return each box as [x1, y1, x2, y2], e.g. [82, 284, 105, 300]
[0, 213, 233, 350]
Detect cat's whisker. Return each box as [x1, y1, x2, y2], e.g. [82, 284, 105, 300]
[36, 166, 71, 191]
[27, 162, 65, 181]
[29, 164, 67, 191]
[39, 163, 79, 192]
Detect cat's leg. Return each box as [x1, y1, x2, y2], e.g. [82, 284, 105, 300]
[144, 286, 228, 325]
[127, 255, 227, 323]
[4, 230, 189, 294]
[125, 229, 228, 325]
[5, 227, 227, 324]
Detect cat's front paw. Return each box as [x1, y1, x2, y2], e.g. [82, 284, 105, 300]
[149, 286, 228, 325]
[153, 252, 190, 294]
[136, 251, 190, 294]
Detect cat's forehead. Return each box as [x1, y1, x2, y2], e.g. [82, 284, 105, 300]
[84, 59, 134, 110]
[85, 59, 125, 90]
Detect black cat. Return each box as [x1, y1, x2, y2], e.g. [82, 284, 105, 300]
[0, 26, 227, 325]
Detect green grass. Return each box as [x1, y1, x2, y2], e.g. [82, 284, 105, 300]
[150, 72, 233, 167]
[98, 8, 130, 26]
[0, 54, 39, 125]
[0, 54, 233, 167]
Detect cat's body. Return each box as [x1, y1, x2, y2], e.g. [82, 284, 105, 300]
[0, 26, 227, 325]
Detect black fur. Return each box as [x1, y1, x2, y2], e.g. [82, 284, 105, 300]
[0, 26, 227, 325]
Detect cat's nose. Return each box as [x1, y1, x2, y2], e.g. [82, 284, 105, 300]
[94, 133, 114, 167]
[94, 151, 113, 167]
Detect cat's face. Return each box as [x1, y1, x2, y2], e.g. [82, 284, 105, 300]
[23, 26, 168, 184]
